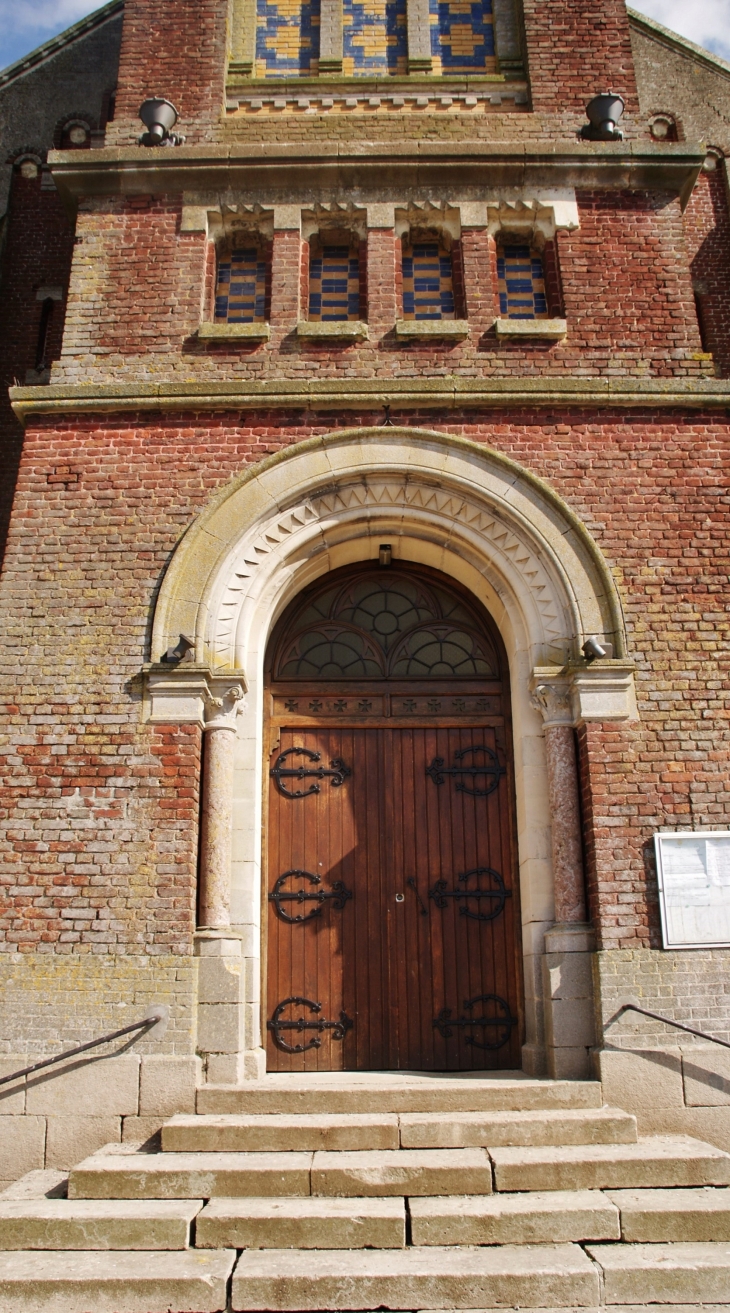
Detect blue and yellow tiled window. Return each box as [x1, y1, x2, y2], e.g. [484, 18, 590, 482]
[308, 244, 361, 321]
[342, 0, 407, 76]
[255, 0, 320, 77]
[215, 248, 268, 324]
[402, 242, 455, 320]
[496, 244, 549, 319]
[429, 0, 497, 75]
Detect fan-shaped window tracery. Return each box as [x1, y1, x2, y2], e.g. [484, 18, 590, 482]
[273, 569, 499, 679]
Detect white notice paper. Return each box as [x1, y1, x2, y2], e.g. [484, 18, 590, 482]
[655, 831, 730, 949]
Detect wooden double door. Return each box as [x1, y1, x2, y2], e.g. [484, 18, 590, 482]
[264, 563, 522, 1072]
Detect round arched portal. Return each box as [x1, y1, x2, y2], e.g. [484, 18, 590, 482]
[265, 559, 521, 1072]
[148, 427, 631, 1075]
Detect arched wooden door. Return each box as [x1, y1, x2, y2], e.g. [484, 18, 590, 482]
[264, 561, 522, 1071]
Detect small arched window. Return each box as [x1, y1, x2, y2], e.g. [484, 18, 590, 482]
[308, 236, 361, 321]
[215, 244, 268, 324]
[496, 243, 548, 320]
[402, 240, 455, 320]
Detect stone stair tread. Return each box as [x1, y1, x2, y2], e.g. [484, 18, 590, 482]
[586, 1241, 730, 1304]
[196, 1195, 406, 1249]
[198, 1076, 602, 1116]
[409, 1189, 620, 1244]
[0, 1248, 236, 1313]
[162, 1111, 400, 1152]
[398, 1106, 637, 1148]
[490, 1135, 730, 1191]
[231, 1242, 600, 1311]
[311, 1147, 493, 1196]
[69, 1151, 314, 1199]
[606, 1186, 730, 1241]
[0, 1198, 202, 1250]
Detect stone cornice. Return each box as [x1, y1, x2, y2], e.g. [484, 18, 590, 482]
[10, 375, 730, 424]
[47, 141, 705, 208]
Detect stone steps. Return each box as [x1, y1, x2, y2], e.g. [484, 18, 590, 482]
[491, 1135, 730, 1191]
[196, 1195, 406, 1249]
[0, 1198, 202, 1250]
[408, 1189, 620, 1245]
[230, 1242, 601, 1310]
[69, 1146, 495, 1199]
[0, 1248, 236, 1313]
[197, 1074, 604, 1116]
[163, 1105, 637, 1152]
[586, 1241, 730, 1304]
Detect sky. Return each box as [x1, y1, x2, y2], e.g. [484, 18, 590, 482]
[0, 0, 728, 76]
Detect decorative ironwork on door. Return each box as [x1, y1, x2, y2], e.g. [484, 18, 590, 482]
[426, 744, 505, 796]
[433, 994, 516, 1050]
[269, 870, 353, 924]
[267, 996, 354, 1053]
[429, 867, 512, 922]
[270, 746, 351, 798]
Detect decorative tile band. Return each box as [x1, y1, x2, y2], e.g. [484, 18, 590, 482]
[255, 0, 321, 77]
[429, 0, 497, 74]
[309, 244, 361, 320]
[342, 0, 408, 76]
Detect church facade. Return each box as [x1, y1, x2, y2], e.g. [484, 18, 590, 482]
[0, 0, 729, 1182]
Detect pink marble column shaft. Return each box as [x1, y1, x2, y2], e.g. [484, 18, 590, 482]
[544, 723, 587, 923]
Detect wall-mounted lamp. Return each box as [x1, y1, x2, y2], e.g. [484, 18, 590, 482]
[138, 97, 184, 147]
[379, 544, 392, 567]
[582, 637, 608, 661]
[581, 92, 625, 142]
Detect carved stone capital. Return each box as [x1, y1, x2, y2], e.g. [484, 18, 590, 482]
[531, 661, 637, 728]
[204, 682, 246, 731]
[530, 677, 573, 728]
[144, 665, 248, 728]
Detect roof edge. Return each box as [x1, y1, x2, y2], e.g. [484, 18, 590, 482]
[0, 0, 123, 90]
[627, 6, 730, 82]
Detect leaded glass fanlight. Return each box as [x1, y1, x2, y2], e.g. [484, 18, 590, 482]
[273, 569, 500, 679]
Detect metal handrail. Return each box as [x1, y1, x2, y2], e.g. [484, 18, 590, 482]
[0, 1005, 169, 1089]
[612, 1001, 730, 1052]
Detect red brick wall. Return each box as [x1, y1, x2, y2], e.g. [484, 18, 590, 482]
[0, 412, 727, 955]
[683, 164, 730, 379]
[522, 0, 639, 123]
[107, 0, 228, 145]
[57, 190, 709, 382]
[0, 167, 76, 564]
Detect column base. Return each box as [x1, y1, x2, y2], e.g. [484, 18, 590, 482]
[542, 922, 596, 1081]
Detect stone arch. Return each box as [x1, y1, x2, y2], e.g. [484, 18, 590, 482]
[150, 427, 630, 1075]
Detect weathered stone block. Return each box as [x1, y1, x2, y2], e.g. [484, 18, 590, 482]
[25, 1056, 140, 1117]
[0, 1060, 27, 1116]
[0, 1118, 45, 1184]
[683, 1047, 730, 1108]
[45, 1117, 121, 1170]
[139, 1055, 200, 1117]
[197, 1003, 245, 1054]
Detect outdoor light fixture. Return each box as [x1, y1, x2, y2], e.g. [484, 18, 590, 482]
[138, 97, 183, 147]
[379, 544, 392, 566]
[581, 92, 625, 141]
[582, 637, 608, 661]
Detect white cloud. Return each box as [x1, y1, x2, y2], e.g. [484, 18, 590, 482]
[629, 0, 730, 64]
[0, 0, 101, 38]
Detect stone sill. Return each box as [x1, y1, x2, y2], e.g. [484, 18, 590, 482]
[297, 321, 369, 340]
[198, 323, 270, 341]
[496, 318, 568, 340]
[396, 319, 470, 339]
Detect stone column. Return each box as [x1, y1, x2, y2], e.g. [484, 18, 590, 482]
[319, 0, 343, 73]
[406, 0, 432, 72]
[531, 682, 586, 924]
[198, 684, 244, 930]
[531, 678, 595, 1078]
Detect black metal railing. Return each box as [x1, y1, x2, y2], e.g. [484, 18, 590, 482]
[0, 1005, 169, 1089]
[611, 1000, 730, 1052]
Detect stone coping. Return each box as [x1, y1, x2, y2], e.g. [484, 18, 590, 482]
[296, 320, 369, 339]
[197, 323, 271, 341]
[396, 320, 470, 338]
[47, 141, 705, 207]
[496, 318, 567, 339]
[10, 375, 730, 423]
